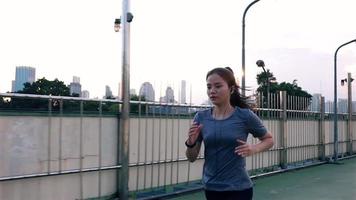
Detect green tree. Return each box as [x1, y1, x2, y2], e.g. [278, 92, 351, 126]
[130, 94, 147, 114]
[256, 71, 312, 110]
[18, 77, 70, 96]
[3, 77, 72, 112]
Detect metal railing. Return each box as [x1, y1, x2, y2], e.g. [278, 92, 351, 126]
[0, 92, 355, 200]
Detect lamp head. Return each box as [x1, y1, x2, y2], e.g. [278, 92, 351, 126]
[114, 18, 121, 32]
[256, 60, 265, 68]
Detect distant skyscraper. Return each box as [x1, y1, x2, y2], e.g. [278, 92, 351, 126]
[13, 66, 36, 92]
[338, 98, 348, 114]
[180, 80, 186, 104]
[69, 76, 81, 96]
[130, 89, 137, 96]
[81, 90, 90, 98]
[160, 86, 175, 103]
[105, 85, 113, 98]
[325, 101, 334, 113]
[118, 82, 121, 100]
[139, 82, 155, 101]
[165, 86, 175, 103]
[11, 80, 15, 92]
[311, 93, 322, 112]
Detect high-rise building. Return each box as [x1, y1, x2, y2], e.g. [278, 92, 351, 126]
[105, 85, 113, 98]
[338, 98, 348, 114]
[180, 80, 186, 104]
[117, 82, 121, 100]
[165, 86, 175, 103]
[13, 66, 36, 92]
[139, 82, 155, 101]
[11, 80, 15, 92]
[81, 90, 90, 98]
[69, 76, 81, 96]
[325, 101, 334, 113]
[160, 86, 175, 103]
[311, 93, 322, 112]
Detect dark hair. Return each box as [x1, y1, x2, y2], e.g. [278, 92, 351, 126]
[206, 67, 250, 108]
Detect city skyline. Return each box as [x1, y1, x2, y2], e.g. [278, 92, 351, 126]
[1, 0, 356, 104]
[4, 64, 355, 105]
[7, 65, 189, 102]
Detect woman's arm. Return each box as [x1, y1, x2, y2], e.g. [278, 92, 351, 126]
[254, 132, 274, 153]
[235, 132, 274, 157]
[185, 141, 202, 162]
[185, 122, 203, 162]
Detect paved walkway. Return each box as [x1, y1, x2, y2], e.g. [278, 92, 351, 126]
[169, 157, 356, 200]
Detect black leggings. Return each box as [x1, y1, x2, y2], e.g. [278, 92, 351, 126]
[204, 188, 253, 200]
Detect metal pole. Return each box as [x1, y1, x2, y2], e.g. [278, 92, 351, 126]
[333, 39, 356, 162]
[347, 73, 352, 154]
[241, 0, 261, 96]
[119, 0, 131, 199]
[267, 76, 270, 117]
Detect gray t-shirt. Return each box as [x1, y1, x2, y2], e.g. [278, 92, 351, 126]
[194, 107, 267, 191]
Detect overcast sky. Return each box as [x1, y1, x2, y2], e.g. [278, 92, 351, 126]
[1, 0, 356, 104]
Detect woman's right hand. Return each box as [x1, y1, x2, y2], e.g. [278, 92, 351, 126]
[187, 122, 203, 145]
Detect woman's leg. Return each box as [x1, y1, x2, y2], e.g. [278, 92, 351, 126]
[204, 190, 221, 200]
[231, 187, 253, 200]
[204, 188, 253, 200]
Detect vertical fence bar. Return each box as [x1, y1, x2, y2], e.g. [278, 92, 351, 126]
[297, 96, 300, 162]
[59, 99, 63, 173]
[98, 101, 103, 198]
[158, 103, 162, 188]
[319, 97, 325, 161]
[47, 98, 52, 174]
[151, 104, 156, 189]
[80, 100, 84, 200]
[164, 106, 169, 188]
[303, 97, 306, 160]
[280, 91, 287, 169]
[272, 93, 276, 166]
[144, 104, 149, 189]
[176, 106, 181, 184]
[170, 104, 175, 186]
[186, 94, 193, 184]
[136, 100, 142, 191]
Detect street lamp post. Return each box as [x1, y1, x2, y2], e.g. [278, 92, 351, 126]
[115, 0, 133, 199]
[342, 73, 354, 154]
[256, 60, 270, 114]
[333, 39, 356, 162]
[241, 0, 261, 96]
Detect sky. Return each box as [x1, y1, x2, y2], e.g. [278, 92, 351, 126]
[1, 0, 356, 104]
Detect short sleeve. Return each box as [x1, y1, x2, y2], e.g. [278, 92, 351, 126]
[193, 112, 203, 143]
[246, 110, 267, 138]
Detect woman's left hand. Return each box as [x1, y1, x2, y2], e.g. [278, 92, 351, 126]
[234, 140, 257, 157]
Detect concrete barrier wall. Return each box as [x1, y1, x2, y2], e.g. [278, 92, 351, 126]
[0, 115, 353, 199]
[0, 116, 118, 200]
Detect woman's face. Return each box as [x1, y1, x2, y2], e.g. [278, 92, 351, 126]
[206, 73, 230, 106]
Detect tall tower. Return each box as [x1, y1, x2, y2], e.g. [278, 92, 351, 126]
[13, 66, 36, 92]
[311, 93, 322, 112]
[180, 80, 186, 104]
[139, 82, 155, 101]
[69, 76, 82, 96]
[105, 85, 113, 98]
[165, 86, 175, 103]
